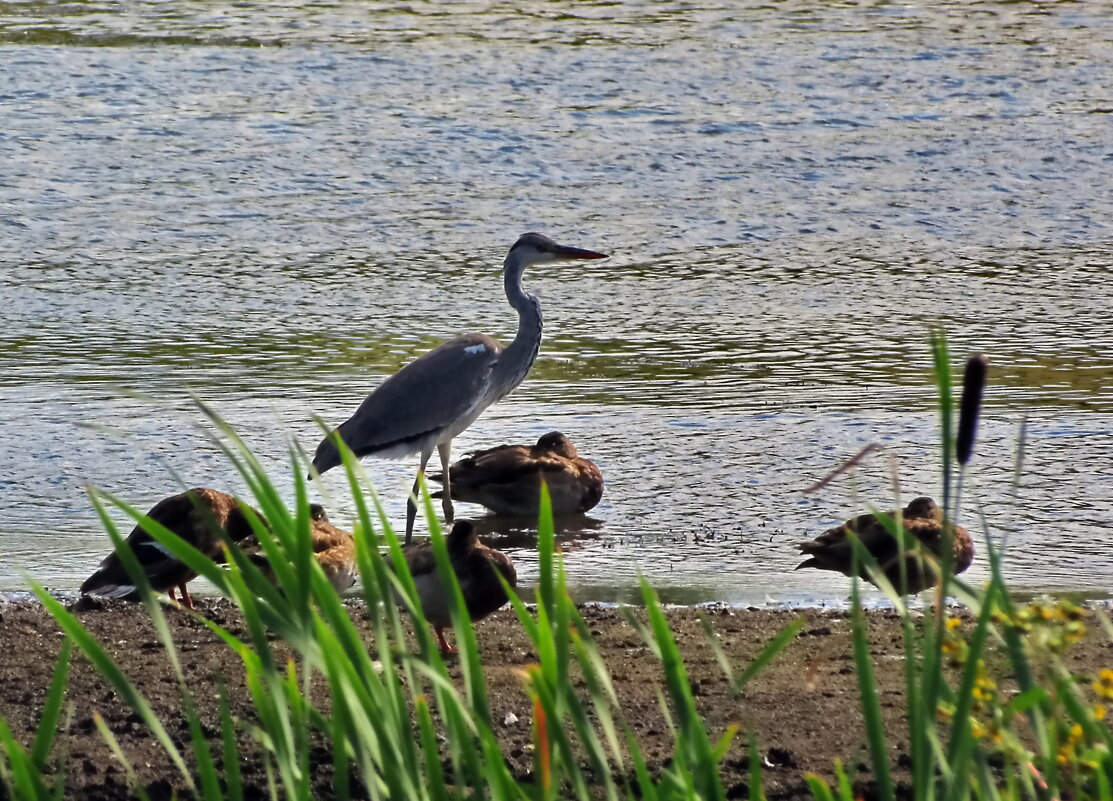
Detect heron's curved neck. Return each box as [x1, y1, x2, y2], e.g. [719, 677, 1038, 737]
[493, 254, 543, 396]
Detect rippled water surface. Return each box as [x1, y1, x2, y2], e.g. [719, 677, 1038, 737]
[2, 1, 1112, 604]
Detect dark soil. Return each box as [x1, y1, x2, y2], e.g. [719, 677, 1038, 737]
[0, 598, 1109, 800]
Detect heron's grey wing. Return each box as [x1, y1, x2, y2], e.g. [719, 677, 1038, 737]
[312, 334, 501, 472]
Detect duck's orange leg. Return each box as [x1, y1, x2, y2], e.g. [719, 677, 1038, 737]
[434, 625, 457, 654]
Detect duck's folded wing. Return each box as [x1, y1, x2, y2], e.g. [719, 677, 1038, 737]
[450, 448, 549, 488]
[398, 544, 439, 578]
[80, 537, 188, 597]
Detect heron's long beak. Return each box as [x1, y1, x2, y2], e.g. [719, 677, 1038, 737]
[553, 244, 608, 260]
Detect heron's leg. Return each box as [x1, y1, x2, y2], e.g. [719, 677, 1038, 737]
[406, 447, 434, 545]
[437, 441, 454, 525]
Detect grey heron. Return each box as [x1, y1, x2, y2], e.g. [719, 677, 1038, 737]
[310, 232, 608, 542]
[428, 431, 604, 518]
[794, 496, 974, 595]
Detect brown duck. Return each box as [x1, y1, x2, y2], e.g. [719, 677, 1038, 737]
[79, 488, 260, 608]
[397, 519, 517, 653]
[243, 504, 357, 594]
[429, 431, 604, 518]
[795, 496, 974, 595]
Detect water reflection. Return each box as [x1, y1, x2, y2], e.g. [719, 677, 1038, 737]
[468, 514, 606, 551]
[1, 0, 1112, 603]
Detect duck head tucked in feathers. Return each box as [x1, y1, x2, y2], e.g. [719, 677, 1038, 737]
[795, 496, 974, 595]
[429, 431, 604, 519]
[242, 504, 358, 594]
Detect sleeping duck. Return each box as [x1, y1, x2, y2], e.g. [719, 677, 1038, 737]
[795, 496, 974, 595]
[79, 487, 260, 609]
[243, 504, 357, 594]
[395, 519, 517, 653]
[429, 431, 604, 518]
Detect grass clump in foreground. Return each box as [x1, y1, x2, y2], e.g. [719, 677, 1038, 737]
[0, 404, 803, 801]
[0, 333, 1110, 800]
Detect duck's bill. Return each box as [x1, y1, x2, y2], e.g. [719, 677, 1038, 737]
[553, 244, 608, 260]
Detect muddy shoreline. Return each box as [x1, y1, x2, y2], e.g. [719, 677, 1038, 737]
[1, 597, 1109, 800]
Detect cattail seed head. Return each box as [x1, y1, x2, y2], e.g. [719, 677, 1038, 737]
[957, 354, 988, 465]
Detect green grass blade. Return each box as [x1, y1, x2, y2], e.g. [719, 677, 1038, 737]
[980, 511, 1048, 745]
[569, 629, 626, 772]
[536, 482, 557, 623]
[625, 729, 659, 801]
[0, 713, 53, 801]
[28, 581, 195, 790]
[29, 638, 72, 772]
[898, 610, 931, 799]
[217, 684, 244, 801]
[184, 691, 222, 801]
[849, 579, 894, 801]
[415, 696, 447, 800]
[91, 714, 154, 801]
[640, 578, 726, 801]
[748, 734, 766, 801]
[730, 616, 805, 695]
[834, 758, 855, 801]
[804, 773, 837, 801]
[560, 674, 621, 800]
[944, 584, 999, 799]
[502, 580, 542, 644]
[930, 328, 955, 504]
[319, 653, 353, 801]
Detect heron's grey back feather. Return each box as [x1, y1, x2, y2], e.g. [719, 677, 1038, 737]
[312, 333, 502, 473]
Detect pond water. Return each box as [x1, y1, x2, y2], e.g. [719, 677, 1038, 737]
[2, 1, 1112, 605]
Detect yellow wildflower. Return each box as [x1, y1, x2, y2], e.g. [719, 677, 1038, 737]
[1093, 668, 1113, 700]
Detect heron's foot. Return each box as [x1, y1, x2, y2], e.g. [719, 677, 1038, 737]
[442, 498, 455, 525]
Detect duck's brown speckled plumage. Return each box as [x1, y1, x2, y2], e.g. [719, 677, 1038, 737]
[795, 496, 975, 595]
[245, 504, 357, 594]
[79, 488, 259, 608]
[429, 431, 604, 518]
[398, 519, 517, 652]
